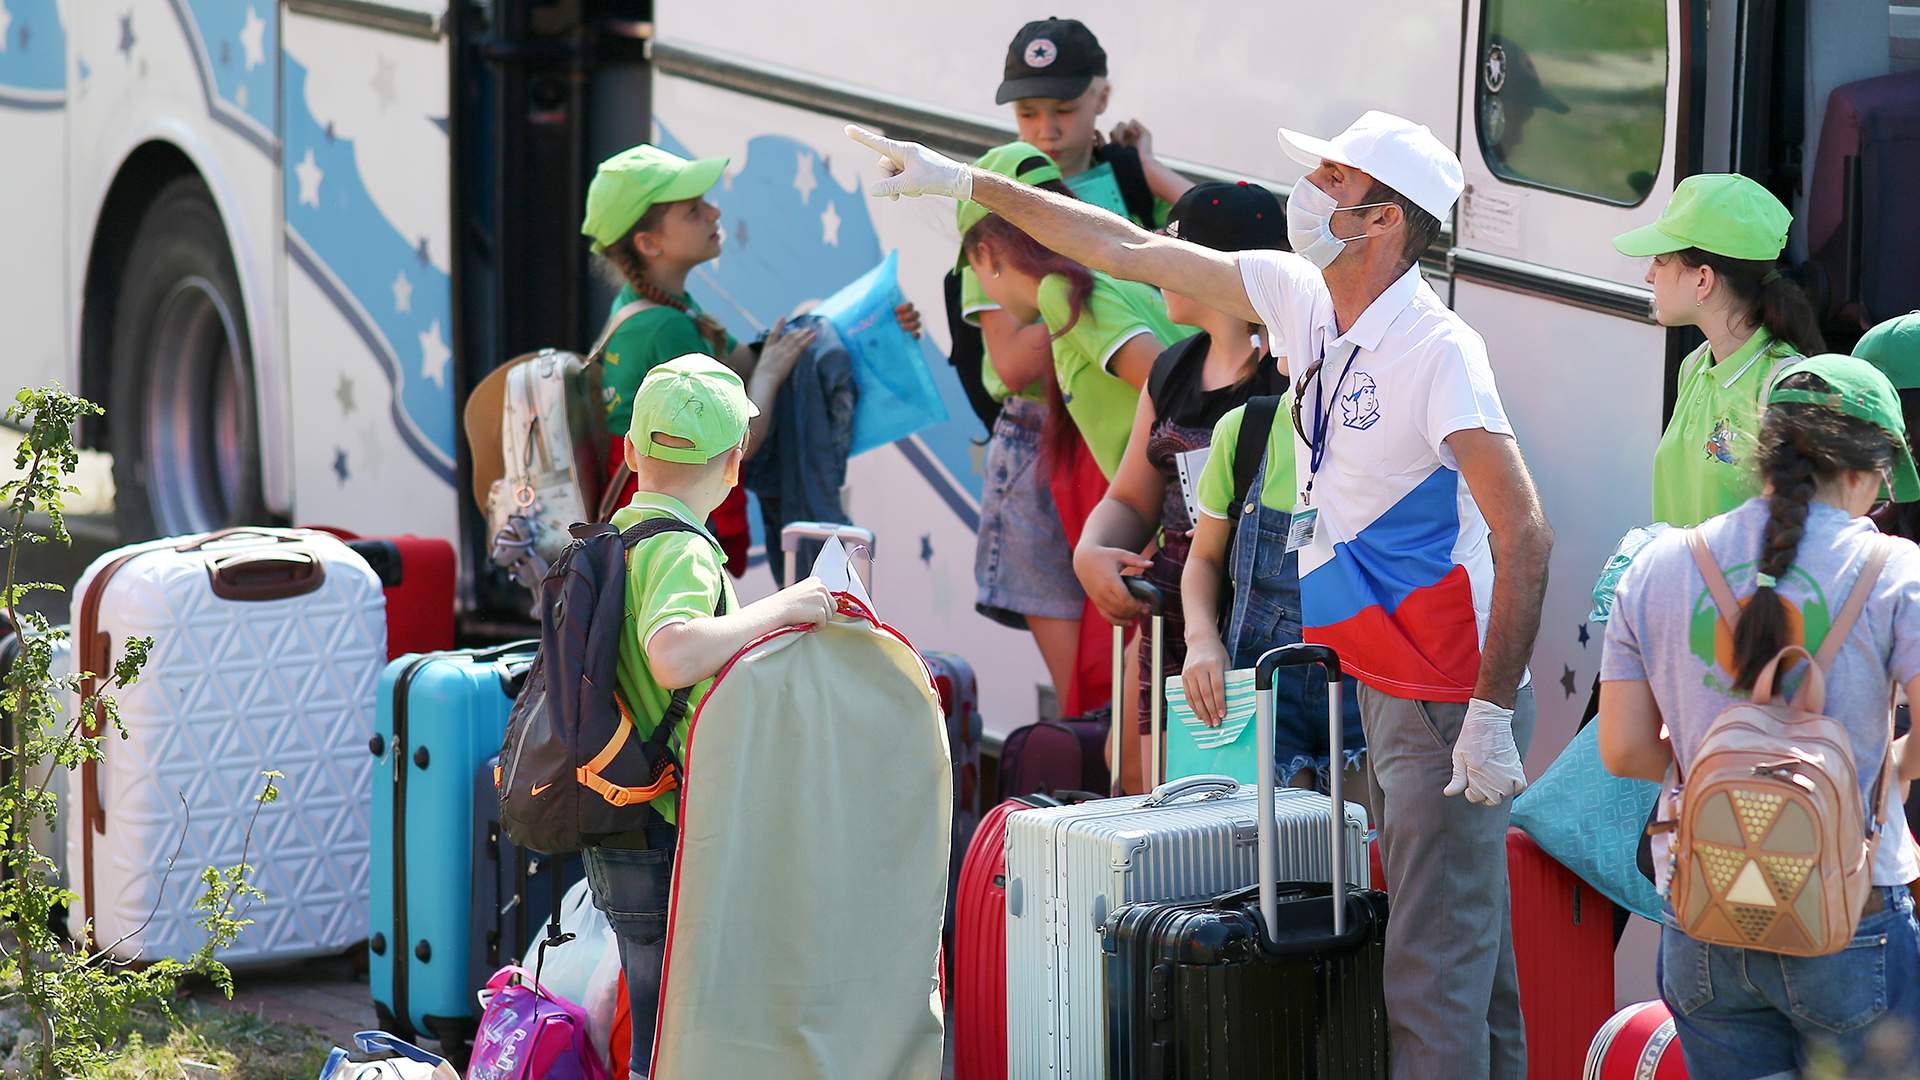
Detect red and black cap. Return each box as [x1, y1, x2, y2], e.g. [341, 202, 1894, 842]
[996, 18, 1107, 105]
[1161, 181, 1286, 253]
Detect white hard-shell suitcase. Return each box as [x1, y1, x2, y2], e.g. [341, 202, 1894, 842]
[67, 527, 385, 964]
[1004, 580, 1370, 1080]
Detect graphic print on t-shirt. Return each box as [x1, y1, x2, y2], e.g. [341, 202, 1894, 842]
[1300, 466, 1485, 697]
[1686, 561, 1833, 696]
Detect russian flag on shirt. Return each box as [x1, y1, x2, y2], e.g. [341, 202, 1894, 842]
[1298, 464, 1489, 702]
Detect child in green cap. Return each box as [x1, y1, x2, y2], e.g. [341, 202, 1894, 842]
[1612, 172, 1828, 527]
[1855, 311, 1920, 540]
[581, 143, 921, 526]
[585, 353, 838, 1078]
[1598, 353, 1920, 1080]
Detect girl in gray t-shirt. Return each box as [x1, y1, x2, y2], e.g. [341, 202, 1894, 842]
[1597, 356, 1920, 1079]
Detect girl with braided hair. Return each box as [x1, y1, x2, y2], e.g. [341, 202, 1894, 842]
[1597, 354, 1920, 1078]
[580, 145, 921, 560]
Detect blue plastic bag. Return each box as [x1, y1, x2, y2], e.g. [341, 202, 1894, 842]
[318, 1031, 460, 1079]
[813, 251, 948, 456]
[1590, 522, 1671, 623]
[1510, 721, 1665, 920]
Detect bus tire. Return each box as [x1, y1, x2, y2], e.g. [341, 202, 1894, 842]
[107, 176, 268, 540]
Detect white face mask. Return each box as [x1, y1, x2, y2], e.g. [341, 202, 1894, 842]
[1286, 177, 1393, 269]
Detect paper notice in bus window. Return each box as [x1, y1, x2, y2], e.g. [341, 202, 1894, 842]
[1175, 446, 1211, 525]
[1462, 186, 1523, 255]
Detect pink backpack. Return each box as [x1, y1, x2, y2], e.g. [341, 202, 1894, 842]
[468, 966, 611, 1080]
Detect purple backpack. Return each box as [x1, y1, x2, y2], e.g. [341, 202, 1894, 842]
[467, 966, 610, 1080]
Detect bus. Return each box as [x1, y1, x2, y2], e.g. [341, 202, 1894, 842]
[2, 0, 1913, 1000]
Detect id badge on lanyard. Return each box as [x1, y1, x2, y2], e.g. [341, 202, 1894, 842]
[1292, 343, 1361, 553]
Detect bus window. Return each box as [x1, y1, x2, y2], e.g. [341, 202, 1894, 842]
[1475, 0, 1668, 206]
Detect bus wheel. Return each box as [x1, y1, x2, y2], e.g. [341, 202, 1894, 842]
[108, 177, 267, 539]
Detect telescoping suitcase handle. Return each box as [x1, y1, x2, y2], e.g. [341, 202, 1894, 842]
[1255, 643, 1347, 941]
[780, 521, 876, 592]
[1107, 577, 1165, 796]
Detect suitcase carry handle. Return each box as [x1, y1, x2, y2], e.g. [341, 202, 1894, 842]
[1107, 577, 1167, 795]
[1207, 880, 1375, 956]
[207, 549, 328, 601]
[175, 526, 311, 552]
[1255, 643, 1347, 942]
[1138, 774, 1239, 807]
[780, 522, 876, 591]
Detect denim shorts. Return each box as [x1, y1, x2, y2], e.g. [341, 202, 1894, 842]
[582, 818, 678, 1080]
[975, 397, 1082, 626]
[1659, 886, 1920, 1078]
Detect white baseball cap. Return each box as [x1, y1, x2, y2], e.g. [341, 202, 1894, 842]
[1277, 110, 1464, 223]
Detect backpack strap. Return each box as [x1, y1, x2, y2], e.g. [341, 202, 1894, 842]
[586, 299, 654, 365]
[1096, 143, 1159, 228]
[1230, 396, 1283, 524]
[1684, 530, 1743, 629]
[576, 517, 731, 809]
[1812, 537, 1892, 671]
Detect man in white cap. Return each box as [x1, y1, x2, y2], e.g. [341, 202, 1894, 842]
[849, 114, 1550, 1077]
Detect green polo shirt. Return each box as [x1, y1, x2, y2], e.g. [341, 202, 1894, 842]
[600, 286, 740, 436]
[1651, 327, 1801, 527]
[609, 491, 739, 826]
[958, 266, 1047, 404]
[1037, 271, 1194, 479]
[1195, 396, 1299, 518]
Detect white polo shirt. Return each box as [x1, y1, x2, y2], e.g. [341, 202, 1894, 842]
[1239, 252, 1516, 702]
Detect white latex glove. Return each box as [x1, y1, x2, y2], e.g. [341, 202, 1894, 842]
[1442, 698, 1528, 806]
[845, 124, 974, 202]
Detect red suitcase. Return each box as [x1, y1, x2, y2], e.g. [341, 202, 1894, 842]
[1583, 1000, 1689, 1079]
[1366, 829, 1616, 1080]
[952, 793, 1062, 1080]
[1510, 827, 1617, 1080]
[304, 528, 456, 660]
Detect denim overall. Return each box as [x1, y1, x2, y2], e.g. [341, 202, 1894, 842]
[1221, 459, 1366, 781]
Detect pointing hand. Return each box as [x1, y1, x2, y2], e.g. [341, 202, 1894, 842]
[845, 124, 974, 202]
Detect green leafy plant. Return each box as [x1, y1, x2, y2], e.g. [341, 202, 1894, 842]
[0, 386, 272, 1076]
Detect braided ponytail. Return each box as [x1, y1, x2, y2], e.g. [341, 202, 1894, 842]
[1730, 371, 1900, 693]
[596, 208, 732, 355]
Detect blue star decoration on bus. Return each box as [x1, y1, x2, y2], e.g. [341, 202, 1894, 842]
[333, 449, 350, 484]
[920, 535, 933, 565]
[1561, 664, 1577, 699]
[118, 12, 133, 60]
[1578, 623, 1590, 648]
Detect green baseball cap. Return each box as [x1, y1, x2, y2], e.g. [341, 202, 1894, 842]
[955, 141, 1063, 242]
[1853, 312, 1920, 391]
[582, 144, 728, 254]
[628, 354, 758, 464]
[1767, 353, 1919, 502]
[1612, 173, 1791, 261]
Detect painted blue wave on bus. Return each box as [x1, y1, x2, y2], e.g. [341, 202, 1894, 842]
[282, 55, 456, 483]
[656, 124, 987, 511]
[0, 0, 67, 101]
[181, 0, 276, 134]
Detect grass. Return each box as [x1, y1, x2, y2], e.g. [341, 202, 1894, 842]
[0, 999, 331, 1079]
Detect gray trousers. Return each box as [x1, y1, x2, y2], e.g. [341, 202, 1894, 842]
[1359, 685, 1535, 1080]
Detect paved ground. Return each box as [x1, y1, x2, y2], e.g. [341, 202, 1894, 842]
[189, 953, 378, 1053]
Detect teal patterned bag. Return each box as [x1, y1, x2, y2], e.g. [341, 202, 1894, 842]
[1511, 720, 1665, 920]
[1165, 670, 1259, 783]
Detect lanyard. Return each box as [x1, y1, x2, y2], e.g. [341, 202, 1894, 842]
[1304, 343, 1362, 505]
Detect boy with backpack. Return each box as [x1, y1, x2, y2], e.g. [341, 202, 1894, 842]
[996, 17, 1190, 228]
[582, 354, 833, 1078]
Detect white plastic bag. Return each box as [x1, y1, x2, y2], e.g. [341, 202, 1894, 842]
[523, 876, 621, 1064]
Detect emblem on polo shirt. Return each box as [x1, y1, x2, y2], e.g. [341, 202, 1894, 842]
[1024, 38, 1057, 68]
[1703, 418, 1738, 465]
[1340, 372, 1381, 430]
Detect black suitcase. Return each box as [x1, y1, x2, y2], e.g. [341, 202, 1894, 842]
[468, 753, 583, 997]
[1103, 643, 1391, 1079]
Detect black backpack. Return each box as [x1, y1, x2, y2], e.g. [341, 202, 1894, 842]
[1093, 143, 1159, 229]
[497, 518, 726, 854]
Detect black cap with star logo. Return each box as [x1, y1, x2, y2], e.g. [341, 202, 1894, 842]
[996, 18, 1107, 105]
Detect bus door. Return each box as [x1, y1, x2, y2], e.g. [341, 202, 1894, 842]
[1448, 0, 1700, 765]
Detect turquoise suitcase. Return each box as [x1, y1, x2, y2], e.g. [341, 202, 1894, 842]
[369, 642, 536, 1047]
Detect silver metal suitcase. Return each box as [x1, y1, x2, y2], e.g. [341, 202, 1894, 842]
[1004, 582, 1370, 1080]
